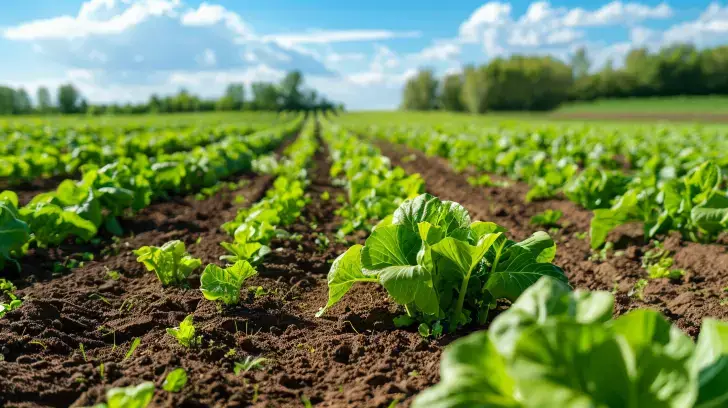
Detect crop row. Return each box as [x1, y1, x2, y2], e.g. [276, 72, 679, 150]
[0, 115, 287, 185]
[337, 113, 728, 248]
[0, 117, 304, 273]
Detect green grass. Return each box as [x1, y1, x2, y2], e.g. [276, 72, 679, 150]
[0, 111, 290, 127]
[556, 96, 728, 114]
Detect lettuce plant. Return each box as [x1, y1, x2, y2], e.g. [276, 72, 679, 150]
[200, 260, 257, 305]
[413, 277, 728, 408]
[134, 240, 201, 287]
[89, 382, 154, 408]
[219, 237, 270, 266]
[0, 191, 29, 269]
[166, 315, 200, 348]
[317, 194, 568, 332]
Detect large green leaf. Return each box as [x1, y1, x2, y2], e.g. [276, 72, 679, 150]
[484, 245, 568, 302]
[393, 193, 471, 235]
[490, 277, 611, 358]
[378, 264, 439, 315]
[514, 231, 557, 263]
[590, 191, 642, 249]
[105, 382, 155, 408]
[694, 319, 728, 408]
[691, 193, 728, 235]
[316, 245, 378, 317]
[200, 260, 257, 305]
[0, 199, 30, 263]
[412, 332, 520, 408]
[431, 233, 501, 280]
[361, 224, 420, 271]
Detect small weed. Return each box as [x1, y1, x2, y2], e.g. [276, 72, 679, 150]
[124, 337, 141, 360]
[630, 279, 649, 301]
[234, 356, 267, 375]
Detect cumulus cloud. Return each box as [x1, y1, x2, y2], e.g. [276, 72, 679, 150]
[261, 29, 421, 47]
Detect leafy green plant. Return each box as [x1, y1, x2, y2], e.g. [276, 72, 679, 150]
[134, 240, 201, 287]
[124, 337, 141, 360]
[630, 278, 649, 300]
[90, 382, 155, 408]
[412, 277, 728, 408]
[162, 368, 188, 393]
[529, 209, 563, 227]
[166, 315, 200, 348]
[0, 191, 30, 269]
[200, 261, 257, 305]
[234, 356, 267, 375]
[0, 277, 22, 318]
[219, 237, 270, 266]
[317, 194, 568, 332]
[642, 241, 685, 280]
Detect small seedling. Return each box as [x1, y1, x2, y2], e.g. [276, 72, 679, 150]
[124, 337, 141, 360]
[234, 356, 267, 375]
[166, 315, 201, 348]
[79, 343, 87, 362]
[162, 368, 188, 393]
[629, 279, 649, 301]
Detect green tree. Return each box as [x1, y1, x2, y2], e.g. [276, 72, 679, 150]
[251, 82, 280, 110]
[13, 88, 32, 114]
[37, 87, 52, 113]
[57, 84, 81, 114]
[401, 69, 439, 111]
[225, 84, 245, 110]
[279, 71, 303, 110]
[0, 87, 15, 115]
[571, 47, 590, 79]
[462, 65, 489, 114]
[440, 73, 465, 111]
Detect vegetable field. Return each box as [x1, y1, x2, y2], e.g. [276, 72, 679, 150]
[1, 111, 728, 408]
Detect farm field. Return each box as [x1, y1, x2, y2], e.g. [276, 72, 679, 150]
[554, 95, 728, 122]
[1, 111, 728, 408]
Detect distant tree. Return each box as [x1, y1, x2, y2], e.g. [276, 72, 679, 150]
[148, 94, 162, 113]
[13, 88, 32, 114]
[401, 69, 439, 110]
[0, 87, 15, 115]
[225, 84, 245, 110]
[58, 84, 81, 114]
[251, 82, 280, 110]
[571, 47, 590, 79]
[439, 73, 465, 111]
[37, 87, 52, 113]
[462, 65, 489, 114]
[279, 71, 303, 110]
[79, 99, 89, 114]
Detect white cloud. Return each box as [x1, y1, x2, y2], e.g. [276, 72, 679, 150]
[662, 2, 728, 46]
[262, 29, 421, 47]
[413, 41, 461, 61]
[181, 2, 249, 36]
[196, 49, 217, 67]
[459, 2, 512, 43]
[563, 1, 672, 27]
[3, 0, 182, 40]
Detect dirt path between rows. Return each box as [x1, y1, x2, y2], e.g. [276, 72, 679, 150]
[376, 139, 728, 337]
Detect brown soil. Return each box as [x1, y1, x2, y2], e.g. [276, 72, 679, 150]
[377, 140, 728, 337]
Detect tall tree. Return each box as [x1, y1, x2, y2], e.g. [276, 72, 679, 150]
[251, 82, 280, 110]
[440, 73, 465, 111]
[462, 65, 489, 114]
[401, 69, 439, 111]
[279, 71, 303, 110]
[37, 87, 52, 113]
[13, 88, 32, 114]
[0, 87, 15, 115]
[571, 47, 590, 79]
[225, 84, 245, 109]
[57, 84, 81, 114]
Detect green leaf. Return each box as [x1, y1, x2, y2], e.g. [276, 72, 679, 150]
[691, 193, 728, 235]
[162, 368, 187, 393]
[694, 319, 728, 408]
[361, 224, 420, 271]
[393, 193, 471, 235]
[590, 191, 642, 249]
[200, 261, 257, 305]
[412, 332, 519, 408]
[166, 314, 199, 348]
[484, 245, 569, 302]
[431, 233, 501, 280]
[0, 199, 30, 264]
[378, 265, 439, 316]
[134, 240, 201, 287]
[489, 276, 611, 358]
[316, 245, 378, 317]
[105, 382, 155, 408]
[514, 231, 557, 263]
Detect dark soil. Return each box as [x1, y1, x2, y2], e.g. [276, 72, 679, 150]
[377, 140, 728, 337]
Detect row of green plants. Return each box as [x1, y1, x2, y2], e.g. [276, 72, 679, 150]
[336, 113, 728, 247]
[0, 118, 279, 185]
[0, 117, 304, 272]
[81, 120, 321, 406]
[319, 118, 425, 236]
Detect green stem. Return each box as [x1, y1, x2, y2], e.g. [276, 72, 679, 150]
[405, 304, 414, 317]
[451, 270, 472, 333]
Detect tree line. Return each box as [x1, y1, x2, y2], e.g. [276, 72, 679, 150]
[402, 43, 728, 112]
[0, 71, 343, 116]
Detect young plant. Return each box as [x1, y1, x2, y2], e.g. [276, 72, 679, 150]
[200, 261, 257, 305]
[642, 241, 685, 281]
[92, 382, 155, 408]
[219, 236, 270, 266]
[529, 209, 563, 228]
[166, 315, 201, 348]
[413, 277, 728, 408]
[234, 356, 267, 375]
[134, 240, 201, 287]
[0, 278, 22, 318]
[317, 194, 568, 332]
[0, 191, 30, 270]
[162, 368, 188, 393]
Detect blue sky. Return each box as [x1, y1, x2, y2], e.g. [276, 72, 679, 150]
[0, 0, 725, 110]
